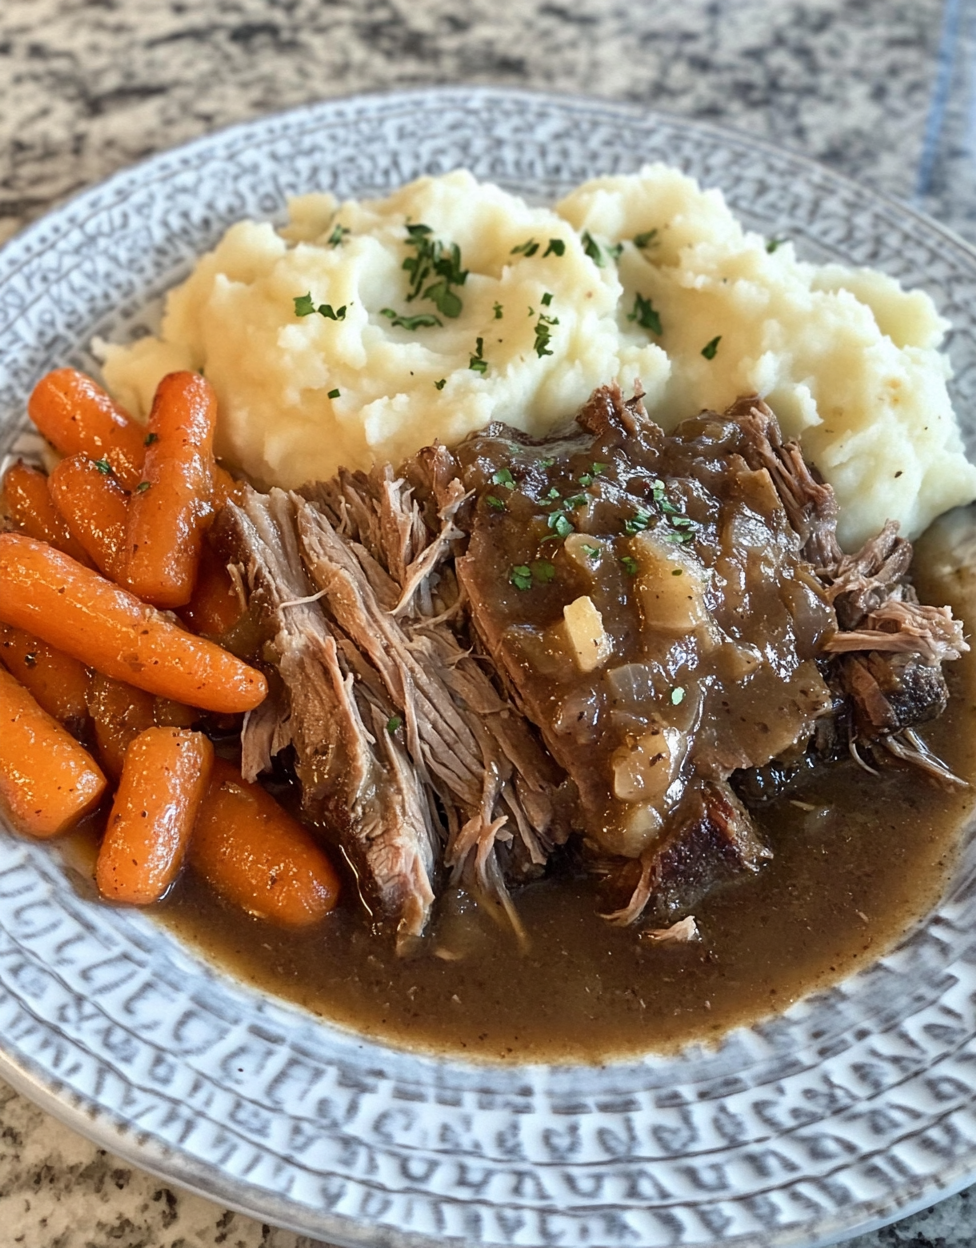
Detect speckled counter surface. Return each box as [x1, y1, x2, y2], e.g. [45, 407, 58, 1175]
[1, 3, 975, 1246]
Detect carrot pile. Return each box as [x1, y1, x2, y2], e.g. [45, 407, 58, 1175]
[0, 369, 339, 926]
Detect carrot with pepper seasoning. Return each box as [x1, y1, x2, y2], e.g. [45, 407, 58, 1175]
[0, 665, 106, 838]
[48, 454, 130, 580]
[0, 534, 267, 714]
[86, 673, 157, 779]
[28, 368, 146, 490]
[96, 727, 214, 905]
[190, 758, 340, 927]
[122, 371, 217, 609]
[0, 623, 89, 728]
[2, 461, 92, 564]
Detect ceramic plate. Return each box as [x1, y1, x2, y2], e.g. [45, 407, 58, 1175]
[1, 88, 975, 1248]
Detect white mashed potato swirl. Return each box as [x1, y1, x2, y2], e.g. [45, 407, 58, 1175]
[99, 166, 976, 549]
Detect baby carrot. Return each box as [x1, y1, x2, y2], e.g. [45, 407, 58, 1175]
[48, 454, 130, 580]
[179, 543, 244, 638]
[0, 665, 106, 838]
[123, 371, 216, 609]
[86, 672, 157, 779]
[2, 461, 92, 565]
[190, 758, 340, 927]
[28, 368, 146, 490]
[0, 623, 89, 728]
[0, 534, 267, 714]
[96, 727, 214, 905]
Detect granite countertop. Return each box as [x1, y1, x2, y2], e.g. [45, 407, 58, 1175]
[1, 2, 975, 1245]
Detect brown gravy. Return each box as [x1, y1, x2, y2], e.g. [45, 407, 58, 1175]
[143, 517, 976, 1063]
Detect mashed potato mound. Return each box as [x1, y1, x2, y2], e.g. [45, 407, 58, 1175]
[100, 167, 976, 549]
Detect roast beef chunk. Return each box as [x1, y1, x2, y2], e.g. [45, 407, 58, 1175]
[217, 488, 440, 944]
[451, 386, 839, 922]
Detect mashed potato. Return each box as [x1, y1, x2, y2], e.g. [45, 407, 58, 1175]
[99, 167, 976, 549]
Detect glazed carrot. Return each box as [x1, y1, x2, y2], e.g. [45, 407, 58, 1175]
[86, 673, 157, 779]
[2, 461, 92, 565]
[0, 534, 267, 714]
[179, 543, 244, 638]
[0, 666, 106, 838]
[190, 758, 340, 927]
[122, 371, 217, 608]
[96, 727, 214, 905]
[0, 623, 89, 727]
[48, 454, 130, 579]
[28, 369, 146, 490]
[213, 464, 245, 509]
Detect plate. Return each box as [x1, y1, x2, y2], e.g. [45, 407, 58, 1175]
[1, 88, 975, 1248]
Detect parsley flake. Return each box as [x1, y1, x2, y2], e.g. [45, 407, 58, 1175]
[380, 307, 443, 330]
[766, 236, 787, 254]
[701, 335, 721, 360]
[491, 467, 516, 490]
[671, 686, 686, 705]
[541, 292, 553, 307]
[294, 292, 316, 317]
[486, 495, 506, 511]
[328, 224, 351, 247]
[511, 239, 540, 258]
[533, 311, 559, 358]
[581, 230, 606, 267]
[634, 229, 659, 249]
[386, 714, 403, 734]
[627, 293, 663, 335]
[136, 481, 151, 493]
[624, 508, 652, 535]
[510, 565, 533, 591]
[548, 512, 574, 539]
[295, 293, 347, 321]
[434, 378, 447, 390]
[539, 456, 556, 468]
[493, 302, 504, 319]
[620, 555, 638, 576]
[328, 388, 340, 399]
[92, 458, 112, 475]
[469, 336, 488, 374]
[582, 543, 600, 560]
[143, 432, 158, 447]
[543, 239, 565, 257]
[533, 560, 556, 584]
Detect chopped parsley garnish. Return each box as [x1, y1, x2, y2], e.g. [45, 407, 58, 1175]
[582, 543, 600, 559]
[664, 530, 695, 544]
[402, 222, 467, 318]
[328, 224, 350, 247]
[136, 481, 151, 493]
[701, 335, 721, 360]
[533, 311, 559, 358]
[624, 508, 652, 535]
[493, 302, 504, 319]
[380, 307, 443, 330]
[328, 388, 341, 399]
[634, 229, 659, 249]
[92, 458, 112, 475]
[491, 467, 516, 490]
[671, 686, 686, 705]
[543, 239, 565, 257]
[542, 486, 561, 503]
[541, 292, 553, 307]
[549, 512, 574, 539]
[486, 495, 506, 511]
[671, 567, 683, 576]
[510, 564, 533, 591]
[386, 714, 402, 734]
[511, 239, 540, 258]
[143, 433, 158, 447]
[294, 293, 347, 320]
[563, 493, 588, 511]
[620, 555, 638, 576]
[627, 293, 663, 335]
[539, 456, 556, 468]
[579, 460, 608, 486]
[469, 336, 488, 374]
[581, 230, 623, 267]
[533, 559, 556, 584]
[434, 378, 447, 390]
[766, 236, 786, 253]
